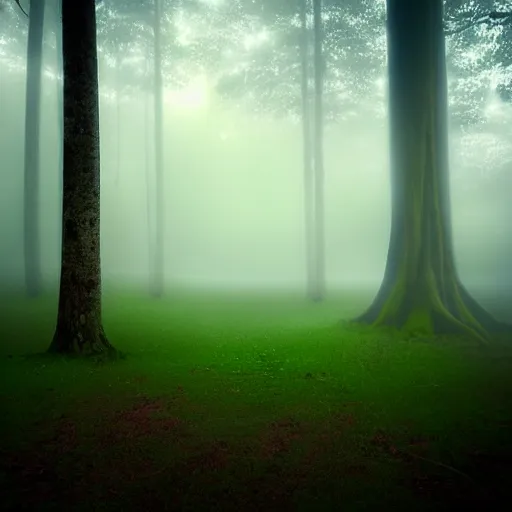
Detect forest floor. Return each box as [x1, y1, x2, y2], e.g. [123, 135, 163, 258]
[0, 286, 511, 511]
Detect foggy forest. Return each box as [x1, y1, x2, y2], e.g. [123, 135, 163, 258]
[1, 0, 512, 510]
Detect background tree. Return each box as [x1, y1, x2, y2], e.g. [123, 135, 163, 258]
[354, 0, 509, 342]
[144, 40, 154, 289]
[152, 0, 165, 297]
[1, 0, 511, 298]
[215, 0, 386, 122]
[94, 0, 167, 296]
[299, 0, 314, 300]
[52, 0, 63, 259]
[311, 0, 325, 302]
[101, 0, 131, 187]
[49, 0, 116, 357]
[23, 0, 45, 297]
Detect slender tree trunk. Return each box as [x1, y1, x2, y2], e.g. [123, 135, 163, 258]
[144, 43, 154, 294]
[312, 0, 325, 302]
[114, 51, 121, 187]
[152, 0, 164, 297]
[354, 0, 509, 342]
[0, 46, 4, 173]
[55, 0, 63, 266]
[23, 0, 45, 297]
[299, 0, 315, 301]
[49, 0, 116, 357]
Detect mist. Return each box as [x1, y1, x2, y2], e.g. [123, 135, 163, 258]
[2, 1, 512, 510]
[0, 19, 509, 300]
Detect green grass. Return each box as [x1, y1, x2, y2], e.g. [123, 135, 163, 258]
[1, 287, 512, 511]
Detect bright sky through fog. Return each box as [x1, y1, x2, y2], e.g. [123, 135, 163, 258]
[243, 29, 271, 51]
[164, 75, 210, 109]
[196, 0, 226, 5]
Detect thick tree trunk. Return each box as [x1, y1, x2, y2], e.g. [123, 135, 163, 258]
[312, 0, 325, 302]
[152, 0, 165, 297]
[49, 0, 116, 357]
[23, 0, 45, 297]
[354, 0, 509, 342]
[299, 0, 315, 301]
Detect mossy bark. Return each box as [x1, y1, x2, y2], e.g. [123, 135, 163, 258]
[49, 0, 116, 357]
[355, 0, 510, 342]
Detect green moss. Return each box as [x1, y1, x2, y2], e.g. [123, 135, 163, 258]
[402, 307, 433, 335]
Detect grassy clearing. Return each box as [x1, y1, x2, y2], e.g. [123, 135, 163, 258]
[1, 287, 511, 511]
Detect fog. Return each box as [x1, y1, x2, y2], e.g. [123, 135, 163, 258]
[4, 5, 512, 508]
[0, 0, 510, 300]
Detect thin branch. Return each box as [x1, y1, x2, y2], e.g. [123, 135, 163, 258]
[15, 0, 28, 17]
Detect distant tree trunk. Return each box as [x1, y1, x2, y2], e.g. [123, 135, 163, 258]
[23, 0, 45, 297]
[114, 51, 121, 187]
[495, 169, 512, 320]
[299, 0, 315, 301]
[144, 43, 155, 293]
[312, 0, 325, 302]
[0, 41, 4, 165]
[152, 0, 164, 297]
[353, 0, 508, 342]
[55, 0, 63, 264]
[49, 0, 117, 357]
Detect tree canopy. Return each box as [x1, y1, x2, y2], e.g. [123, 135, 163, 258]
[1, 0, 511, 182]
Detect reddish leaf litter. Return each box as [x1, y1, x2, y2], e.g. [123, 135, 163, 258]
[231, 410, 363, 509]
[99, 394, 186, 443]
[258, 416, 303, 460]
[2, 397, 509, 510]
[2, 393, 192, 510]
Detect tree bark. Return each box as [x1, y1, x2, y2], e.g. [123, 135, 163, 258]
[312, 0, 325, 302]
[354, 0, 510, 342]
[49, 0, 116, 357]
[299, 0, 315, 301]
[152, 0, 165, 297]
[23, 0, 45, 297]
